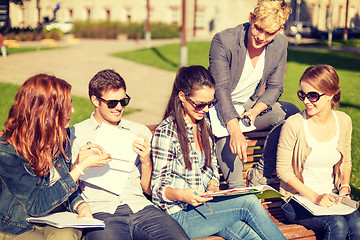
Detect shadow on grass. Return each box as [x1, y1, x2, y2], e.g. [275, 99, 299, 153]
[339, 102, 360, 110]
[150, 47, 178, 68]
[288, 49, 360, 72]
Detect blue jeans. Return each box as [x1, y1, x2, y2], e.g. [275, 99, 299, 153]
[172, 194, 286, 240]
[282, 199, 360, 240]
[84, 205, 190, 240]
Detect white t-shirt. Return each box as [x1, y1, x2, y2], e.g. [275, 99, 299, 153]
[231, 48, 266, 103]
[302, 111, 341, 194]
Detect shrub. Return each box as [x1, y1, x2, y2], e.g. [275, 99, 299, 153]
[72, 21, 179, 40]
[3, 26, 62, 41]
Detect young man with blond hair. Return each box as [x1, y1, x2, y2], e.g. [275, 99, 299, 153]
[209, 0, 300, 188]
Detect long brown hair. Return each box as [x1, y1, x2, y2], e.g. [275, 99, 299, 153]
[3, 74, 72, 177]
[163, 66, 215, 170]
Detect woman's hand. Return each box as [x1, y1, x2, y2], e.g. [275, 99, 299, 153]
[77, 203, 93, 219]
[314, 194, 336, 207]
[132, 135, 151, 165]
[181, 189, 213, 206]
[76, 143, 112, 170]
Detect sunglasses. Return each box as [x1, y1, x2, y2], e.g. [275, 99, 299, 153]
[185, 96, 217, 111]
[297, 90, 325, 103]
[240, 115, 251, 127]
[97, 94, 131, 108]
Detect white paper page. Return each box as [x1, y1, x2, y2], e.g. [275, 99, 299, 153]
[80, 123, 139, 195]
[27, 212, 105, 228]
[208, 104, 256, 138]
[293, 194, 357, 216]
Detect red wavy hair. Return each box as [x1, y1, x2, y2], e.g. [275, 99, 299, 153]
[3, 74, 72, 177]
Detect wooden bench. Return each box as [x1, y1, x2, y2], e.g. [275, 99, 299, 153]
[147, 125, 316, 240]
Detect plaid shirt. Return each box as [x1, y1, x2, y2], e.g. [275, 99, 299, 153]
[151, 116, 220, 215]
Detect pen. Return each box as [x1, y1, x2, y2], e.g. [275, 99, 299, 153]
[194, 191, 215, 215]
[335, 193, 350, 200]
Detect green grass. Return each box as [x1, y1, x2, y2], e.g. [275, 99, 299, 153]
[112, 42, 360, 198]
[296, 38, 360, 48]
[111, 41, 211, 71]
[1, 46, 62, 56]
[0, 82, 136, 128]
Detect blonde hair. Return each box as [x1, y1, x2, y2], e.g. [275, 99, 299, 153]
[252, 0, 292, 33]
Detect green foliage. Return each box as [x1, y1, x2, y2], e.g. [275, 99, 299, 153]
[4, 27, 63, 41]
[72, 21, 180, 40]
[150, 22, 180, 39]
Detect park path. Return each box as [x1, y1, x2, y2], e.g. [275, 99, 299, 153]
[0, 38, 179, 125]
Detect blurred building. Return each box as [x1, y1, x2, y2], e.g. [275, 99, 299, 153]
[7, 0, 360, 39]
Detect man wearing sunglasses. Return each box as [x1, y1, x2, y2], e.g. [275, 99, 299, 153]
[209, 0, 300, 188]
[70, 69, 190, 240]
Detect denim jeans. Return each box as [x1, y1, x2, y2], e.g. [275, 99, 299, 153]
[281, 199, 360, 240]
[172, 194, 286, 240]
[84, 205, 190, 240]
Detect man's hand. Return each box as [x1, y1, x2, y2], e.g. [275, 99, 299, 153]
[241, 109, 257, 126]
[227, 118, 248, 162]
[132, 135, 151, 166]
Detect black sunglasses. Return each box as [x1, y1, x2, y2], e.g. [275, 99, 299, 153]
[297, 90, 325, 103]
[185, 96, 217, 111]
[240, 115, 251, 127]
[97, 94, 131, 108]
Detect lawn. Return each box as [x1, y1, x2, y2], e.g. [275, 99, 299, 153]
[1, 46, 62, 56]
[113, 41, 360, 197]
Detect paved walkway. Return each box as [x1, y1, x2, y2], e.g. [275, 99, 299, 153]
[0, 38, 179, 125]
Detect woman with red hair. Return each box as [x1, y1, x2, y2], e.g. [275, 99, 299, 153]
[0, 74, 111, 240]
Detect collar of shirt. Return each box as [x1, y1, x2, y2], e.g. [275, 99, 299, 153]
[88, 112, 131, 132]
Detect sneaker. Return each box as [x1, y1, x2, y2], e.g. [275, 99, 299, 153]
[246, 166, 275, 186]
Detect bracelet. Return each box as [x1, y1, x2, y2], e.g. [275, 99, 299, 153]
[340, 184, 351, 192]
[74, 165, 84, 175]
[75, 201, 86, 213]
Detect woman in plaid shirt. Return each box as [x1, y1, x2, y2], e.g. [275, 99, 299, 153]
[151, 65, 285, 239]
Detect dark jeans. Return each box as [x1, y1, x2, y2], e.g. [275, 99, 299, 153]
[84, 205, 190, 240]
[281, 199, 360, 240]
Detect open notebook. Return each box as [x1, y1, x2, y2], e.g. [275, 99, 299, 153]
[202, 185, 283, 200]
[292, 194, 359, 216]
[27, 212, 105, 229]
